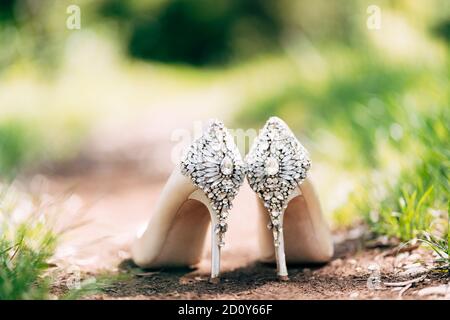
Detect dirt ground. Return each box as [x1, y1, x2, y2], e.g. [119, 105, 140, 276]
[40, 164, 448, 300]
[101, 250, 447, 300]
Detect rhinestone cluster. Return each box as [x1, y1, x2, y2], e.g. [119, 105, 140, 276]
[246, 117, 311, 246]
[180, 120, 246, 247]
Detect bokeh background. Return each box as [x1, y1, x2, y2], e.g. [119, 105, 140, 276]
[0, 0, 448, 299]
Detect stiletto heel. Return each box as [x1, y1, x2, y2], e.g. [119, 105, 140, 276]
[273, 210, 288, 280]
[188, 190, 221, 283]
[132, 120, 245, 282]
[247, 117, 333, 280]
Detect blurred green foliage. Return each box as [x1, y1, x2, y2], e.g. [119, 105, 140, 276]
[0, 120, 34, 178]
[236, 53, 420, 167]
[100, 0, 284, 66]
[0, 0, 286, 67]
[0, 0, 15, 23]
[434, 19, 450, 42]
[0, 116, 89, 180]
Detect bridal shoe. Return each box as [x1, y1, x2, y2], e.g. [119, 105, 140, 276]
[246, 117, 333, 280]
[132, 120, 245, 283]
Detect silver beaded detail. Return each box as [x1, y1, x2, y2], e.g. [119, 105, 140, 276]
[180, 120, 246, 247]
[246, 117, 311, 245]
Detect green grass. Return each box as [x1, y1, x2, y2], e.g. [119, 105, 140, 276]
[338, 107, 448, 243]
[360, 107, 448, 241]
[0, 185, 57, 299]
[0, 226, 55, 299]
[419, 232, 449, 271]
[367, 185, 436, 241]
[0, 185, 117, 299]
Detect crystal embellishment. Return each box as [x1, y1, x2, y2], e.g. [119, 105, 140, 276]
[265, 157, 279, 176]
[220, 156, 234, 176]
[246, 117, 311, 245]
[180, 120, 246, 246]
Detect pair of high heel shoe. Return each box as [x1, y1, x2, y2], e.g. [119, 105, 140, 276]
[132, 117, 333, 283]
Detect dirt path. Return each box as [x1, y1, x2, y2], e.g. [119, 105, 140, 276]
[43, 164, 448, 300]
[101, 249, 446, 300]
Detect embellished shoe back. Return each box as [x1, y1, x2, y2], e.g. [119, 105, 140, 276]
[246, 117, 311, 246]
[180, 120, 246, 246]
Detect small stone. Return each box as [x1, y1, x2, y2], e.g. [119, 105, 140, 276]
[331, 259, 343, 267]
[417, 285, 449, 297]
[368, 263, 380, 272]
[407, 253, 421, 262]
[399, 266, 428, 277]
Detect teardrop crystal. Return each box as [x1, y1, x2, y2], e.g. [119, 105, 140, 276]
[220, 156, 234, 175]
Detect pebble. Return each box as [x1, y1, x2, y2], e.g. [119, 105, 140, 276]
[179, 277, 195, 285]
[399, 266, 428, 277]
[407, 253, 421, 261]
[417, 284, 449, 297]
[396, 252, 409, 261]
[331, 259, 343, 267]
[368, 263, 380, 272]
[303, 268, 312, 275]
[404, 263, 422, 269]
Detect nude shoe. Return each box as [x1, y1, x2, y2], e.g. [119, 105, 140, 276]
[246, 117, 333, 280]
[131, 120, 245, 283]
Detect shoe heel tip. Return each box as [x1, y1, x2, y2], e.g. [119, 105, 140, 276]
[278, 275, 289, 281]
[209, 277, 220, 284]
